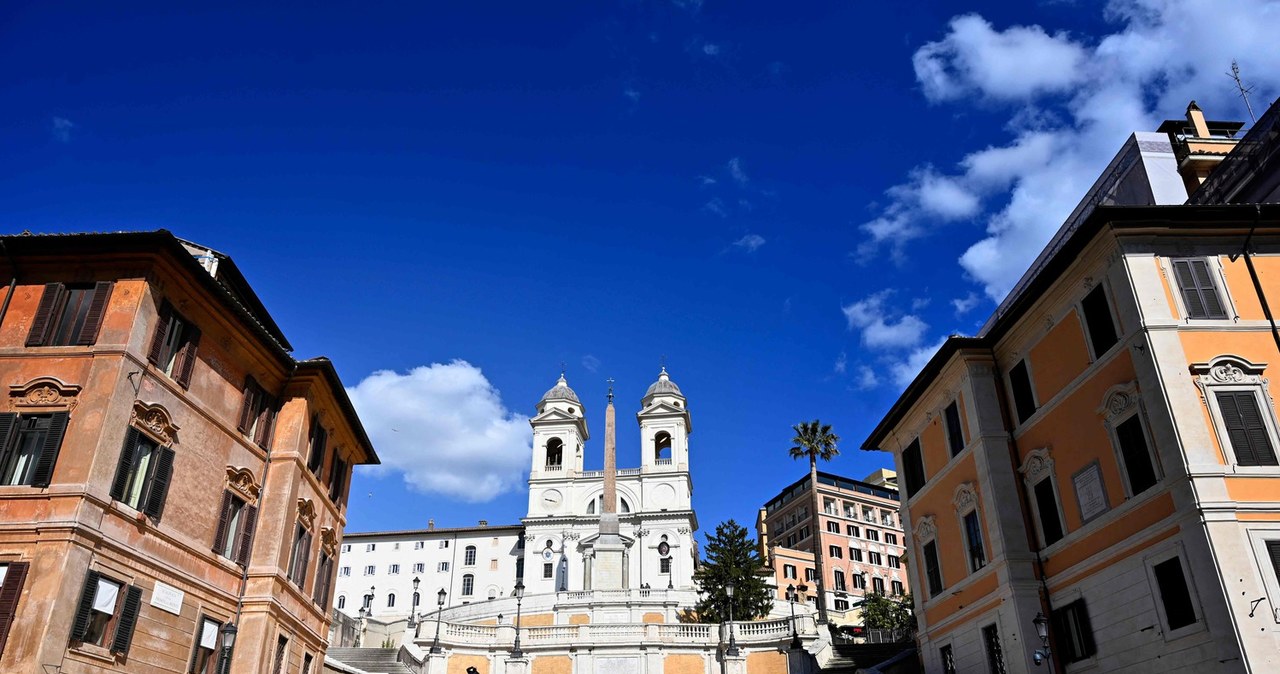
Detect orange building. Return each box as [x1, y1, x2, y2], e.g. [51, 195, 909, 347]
[758, 470, 908, 625]
[0, 231, 377, 673]
[862, 103, 1280, 673]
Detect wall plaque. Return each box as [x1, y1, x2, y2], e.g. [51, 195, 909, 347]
[151, 580, 185, 615]
[1072, 461, 1109, 524]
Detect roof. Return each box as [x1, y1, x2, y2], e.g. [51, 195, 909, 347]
[297, 357, 380, 465]
[342, 523, 524, 538]
[763, 470, 901, 513]
[862, 204, 1280, 451]
[539, 374, 580, 405]
[1155, 119, 1246, 135]
[644, 367, 684, 399]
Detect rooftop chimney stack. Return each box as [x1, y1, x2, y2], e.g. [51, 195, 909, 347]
[1186, 100, 1211, 138]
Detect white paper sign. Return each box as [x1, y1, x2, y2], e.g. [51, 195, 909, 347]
[150, 580, 185, 615]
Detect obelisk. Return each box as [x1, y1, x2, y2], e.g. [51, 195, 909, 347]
[591, 380, 625, 589]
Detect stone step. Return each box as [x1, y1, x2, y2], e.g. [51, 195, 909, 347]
[325, 648, 414, 674]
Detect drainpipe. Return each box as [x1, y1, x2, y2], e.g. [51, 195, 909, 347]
[1230, 205, 1280, 355]
[0, 240, 18, 332]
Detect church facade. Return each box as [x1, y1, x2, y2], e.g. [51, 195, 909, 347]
[333, 369, 699, 619]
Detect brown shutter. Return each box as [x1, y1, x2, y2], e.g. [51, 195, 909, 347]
[147, 303, 172, 365]
[295, 530, 312, 587]
[110, 428, 141, 502]
[313, 555, 331, 606]
[254, 397, 277, 449]
[143, 446, 176, 520]
[29, 411, 69, 488]
[174, 326, 201, 389]
[1267, 541, 1280, 583]
[0, 414, 17, 458]
[76, 281, 114, 345]
[0, 561, 30, 658]
[70, 570, 101, 642]
[235, 505, 257, 567]
[212, 492, 233, 555]
[110, 585, 143, 655]
[25, 283, 64, 347]
[236, 378, 258, 433]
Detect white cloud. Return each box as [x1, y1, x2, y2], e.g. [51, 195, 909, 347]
[727, 157, 748, 185]
[346, 361, 530, 503]
[833, 351, 848, 374]
[842, 291, 929, 350]
[702, 43, 721, 56]
[952, 292, 982, 316]
[856, 365, 880, 390]
[862, 0, 1280, 301]
[582, 355, 601, 373]
[911, 297, 931, 311]
[890, 337, 949, 387]
[623, 88, 641, 102]
[698, 175, 718, 187]
[732, 233, 766, 252]
[51, 117, 74, 142]
[671, 0, 703, 12]
[703, 198, 728, 218]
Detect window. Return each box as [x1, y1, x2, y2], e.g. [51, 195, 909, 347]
[490, 559, 498, 571]
[940, 644, 956, 674]
[337, 596, 346, 610]
[1051, 599, 1096, 663]
[0, 411, 69, 487]
[1172, 258, 1228, 319]
[850, 548, 863, 562]
[147, 302, 200, 388]
[829, 545, 842, 559]
[944, 400, 965, 456]
[923, 540, 943, 597]
[109, 427, 175, 520]
[71, 571, 142, 655]
[660, 557, 672, 573]
[833, 570, 846, 591]
[543, 563, 553, 579]
[1081, 284, 1119, 357]
[26, 282, 113, 347]
[342, 544, 351, 553]
[546, 437, 563, 468]
[364, 565, 375, 576]
[827, 521, 840, 533]
[868, 552, 882, 566]
[415, 541, 425, 550]
[1008, 359, 1037, 424]
[237, 378, 276, 449]
[866, 530, 879, 542]
[314, 553, 334, 607]
[982, 624, 1006, 674]
[439, 540, 449, 549]
[891, 580, 904, 595]
[783, 564, 796, 579]
[212, 491, 257, 567]
[852, 574, 866, 590]
[834, 599, 849, 611]
[805, 568, 817, 582]
[340, 567, 351, 577]
[305, 415, 327, 475]
[190, 615, 222, 674]
[464, 545, 477, 566]
[847, 525, 859, 537]
[1152, 556, 1198, 631]
[414, 563, 425, 573]
[885, 533, 897, 546]
[438, 562, 449, 572]
[301, 654, 314, 674]
[1114, 415, 1159, 494]
[327, 450, 347, 502]
[362, 594, 372, 610]
[413, 592, 421, 608]
[1215, 391, 1279, 466]
[0, 562, 30, 660]
[287, 523, 312, 587]
[366, 544, 376, 552]
[1032, 477, 1065, 546]
[902, 439, 926, 498]
[272, 635, 288, 674]
[387, 593, 396, 608]
[888, 555, 900, 569]
[963, 511, 987, 572]
[1268, 541, 1280, 586]
[389, 564, 400, 575]
[462, 574, 474, 596]
[872, 577, 885, 594]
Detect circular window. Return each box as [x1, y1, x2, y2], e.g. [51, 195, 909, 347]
[568, 407, 576, 414]
[658, 541, 670, 555]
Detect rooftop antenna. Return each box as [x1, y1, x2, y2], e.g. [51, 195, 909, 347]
[1228, 59, 1258, 124]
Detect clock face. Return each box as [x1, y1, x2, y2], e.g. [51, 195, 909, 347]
[541, 489, 563, 510]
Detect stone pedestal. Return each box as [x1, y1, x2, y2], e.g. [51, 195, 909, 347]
[503, 656, 530, 674]
[591, 514, 626, 590]
[423, 651, 448, 674]
[721, 653, 747, 674]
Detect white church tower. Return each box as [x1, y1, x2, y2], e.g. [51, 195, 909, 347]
[637, 367, 691, 472]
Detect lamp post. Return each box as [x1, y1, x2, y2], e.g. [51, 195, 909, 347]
[512, 580, 526, 659]
[1032, 611, 1053, 671]
[408, 576, 421, 630]
[430, 588, 446, 654]
[635, 528, 649, 588]
[787, 583, 803, 650]
[725, 582, 740, 657]
[216, 622, 237, 674]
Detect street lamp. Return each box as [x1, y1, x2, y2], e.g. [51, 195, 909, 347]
[408, 576, 421, 629]
[430, 588, 446, 654]
[512, 580, 526, 659]
[216, 622, 237, 674]
[787, 583, 803, 649]
[1032, 611, 1053, 669]
[725, 582, 740, 657]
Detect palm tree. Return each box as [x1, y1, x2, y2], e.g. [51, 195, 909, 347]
[790, 419, 840, 624]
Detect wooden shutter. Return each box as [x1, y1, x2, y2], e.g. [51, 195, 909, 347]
[25, 283, 63, 347]
[212, 492, 233, 554]
[174, 326, 201, 389]
[0, 561, 30, 658]
[1009, 360, 1037, 423]
[76, 281, 114, 345]
[110, 585, 143, 655]
[110, 428, 141, 502]
[1173, 259, 1227, 319]
[29, 411, 69, 488]
[314, 555, 332, 606]
[1217, 391, 1278, 466]
[143, 446, 176, 520]
[294, 530, 312, 587]
[329, 456, 347, 502]
[236, 378, 258, 432]
[1081, 285, 1118, 356]
[70, 570, 101, 642]
[147, 303, 172, 365]
[0, 414, 17, 461]
[1266, 541, 1280, 584]
[235, 505, 257, 567]
[254, 397, 276, 449]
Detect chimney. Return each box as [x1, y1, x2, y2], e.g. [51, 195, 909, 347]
[478, 520, 488, 527]
[1186, 100, 1210, 138]
[428, 519, 435, 530]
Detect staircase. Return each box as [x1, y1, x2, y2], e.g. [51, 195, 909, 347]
[325, 648, 415, 674]
[819, 642, 914, 673]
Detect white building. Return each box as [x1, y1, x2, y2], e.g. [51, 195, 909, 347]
[334, 369, 699, 620]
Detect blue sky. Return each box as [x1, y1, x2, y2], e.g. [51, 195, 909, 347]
[4, 1, 1277, 542]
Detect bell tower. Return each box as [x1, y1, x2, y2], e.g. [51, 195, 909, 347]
[636, 367, 691, 472]
[529, 374, 588, 477]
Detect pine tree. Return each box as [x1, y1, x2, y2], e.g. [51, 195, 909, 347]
[693, 520, 773, 623]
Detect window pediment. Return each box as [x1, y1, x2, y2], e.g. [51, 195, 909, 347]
[913, 514, 937, 542]
[1190, 355, 1268, 385]
[953, 482, 978, 512]
[1019, 446, 1055, 485]
[9, 376, 81, 411]
[225, 466, 261, 502]
[297, 498, 317, 531]
[131, 401, 179, 445]
[1098, 381, 1141, 420]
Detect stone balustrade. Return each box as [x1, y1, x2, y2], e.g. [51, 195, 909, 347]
[414, 616, 815, 652]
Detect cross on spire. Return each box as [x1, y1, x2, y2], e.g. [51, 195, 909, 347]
[606, 377, 615, 403]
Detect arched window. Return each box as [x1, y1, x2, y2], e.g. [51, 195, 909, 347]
[337, 595, 346, 609]
[488, 587, 498, 600]
[362, 593, 373, 610]
[587, 495, 632, 514]
[413, 592, 420, 607]
[654, 432, 672, 462]
[387, 593, 396, 608]
[464, 545, 477, 566]
[462, 574, 475, 596]
[546, 438, 563, 469]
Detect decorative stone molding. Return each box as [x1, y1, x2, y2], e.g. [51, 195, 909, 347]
[1019, 447, 1055, 485]
[1082, 276, 1095, 291]
[320, 527, 338, 556]
[131, 400, 179, 444]
[1098, 381, 1141, 420]
[9, 376, 81, 411]
[913, 515, 937, 542]
[677, 527, 691, 535]
[297, 498, 317, 531]
[952, 482, 978, 512]
[1190, 355, 1271, 404]
[225, 466, 261, 502]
